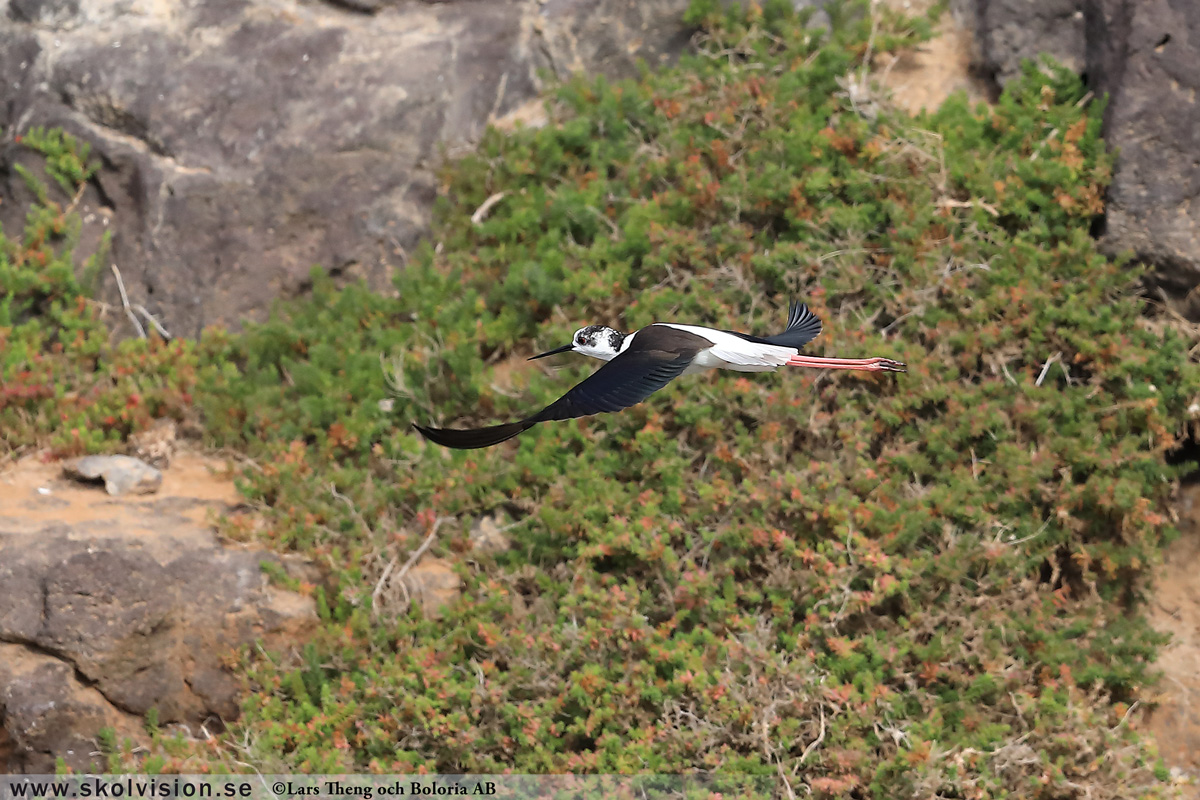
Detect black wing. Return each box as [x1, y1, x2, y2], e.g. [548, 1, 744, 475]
[412, 419, 538, 450]
[726, 299, 823, 350]
[413, 342, 694, 450]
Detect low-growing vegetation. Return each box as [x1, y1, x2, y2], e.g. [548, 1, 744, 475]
[3, 0, 1199, 796]
[1, 127, 199, 457]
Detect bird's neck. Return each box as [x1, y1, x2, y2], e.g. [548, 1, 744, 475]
[585, 329, 628, 361]
[608, 330, 631, 359]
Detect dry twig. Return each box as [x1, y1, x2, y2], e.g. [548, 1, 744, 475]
[471, 192, 507, 225]
[111, 264, 146, 338]
[799, 704, 827, 765]
[1035, 352, 1061, 387]
[372, 516, 450, 612]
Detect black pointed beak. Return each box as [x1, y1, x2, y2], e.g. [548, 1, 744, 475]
[529, 343, 573, 361]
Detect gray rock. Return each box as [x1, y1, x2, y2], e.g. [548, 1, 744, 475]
[0, 453, 319, 772]
[964, 0, 1200, 308]
[535, 0, 700, 79]
[965, 0, 1086, 86]
[0, 534, 317, 726]
[0, 0, 711, 337]
[0, 642, 148, 774]
[1084, 0, 1200, 300]
[63, 455, 162, 495]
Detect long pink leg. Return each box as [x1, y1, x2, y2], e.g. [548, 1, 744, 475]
[787, 355, 907, 373]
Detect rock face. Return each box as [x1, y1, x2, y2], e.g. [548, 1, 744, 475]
[1084, 0, 1200, 299]
[0, 537, 303, 722]
[965, 0, 1200, 302]
[0, 454, 318, 773]
[0, 0, 705, 337]
[965, 0, 1086, 86]
[0, 643, 149, 774]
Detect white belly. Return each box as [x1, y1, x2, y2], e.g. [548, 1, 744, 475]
[656, 324, 798, 374]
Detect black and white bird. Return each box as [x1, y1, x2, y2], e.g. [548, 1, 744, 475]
[414, 301, 905, 449]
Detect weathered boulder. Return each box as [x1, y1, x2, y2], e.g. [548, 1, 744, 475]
[964, 0, 1086, 87]
[0, 0, 709, 337]
[964, 0, 1200, 305]
[0, 642, 147, 774]
[1084, 0, 1200, 301]
[0, 538, 300, 721]
[536, 0, 699, 78]
[0, 454, 318, 772]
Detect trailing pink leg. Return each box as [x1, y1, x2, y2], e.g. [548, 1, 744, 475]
[787, 355, 906, 372]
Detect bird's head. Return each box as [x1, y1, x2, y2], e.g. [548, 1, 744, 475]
[530, 324, 626, 363]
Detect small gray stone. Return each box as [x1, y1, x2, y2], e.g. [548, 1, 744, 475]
[470, 514, 512, 555]
[63, 455, 162, 496]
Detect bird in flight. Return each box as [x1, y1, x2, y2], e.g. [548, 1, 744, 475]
[414, 301, 905, 449]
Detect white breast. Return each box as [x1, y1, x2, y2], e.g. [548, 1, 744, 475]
[655, 323, 798, 374]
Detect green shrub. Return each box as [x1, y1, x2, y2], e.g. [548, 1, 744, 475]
[5, 0, 1194, 795]
[184, 3, 1195, 795]
[0, 130, 198, 456]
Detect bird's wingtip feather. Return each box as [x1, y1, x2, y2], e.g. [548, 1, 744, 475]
[413, 419, 535, 449]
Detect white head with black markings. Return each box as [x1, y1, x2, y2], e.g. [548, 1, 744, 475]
[529, 324, 627, 363]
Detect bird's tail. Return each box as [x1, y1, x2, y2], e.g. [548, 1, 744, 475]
[762, 300, 823, 349]
[413, 420, 537, 450]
